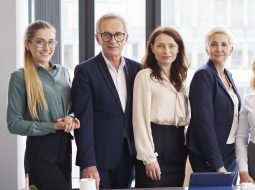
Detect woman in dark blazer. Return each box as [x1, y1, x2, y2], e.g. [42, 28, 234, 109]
[187, 26, 241, 179]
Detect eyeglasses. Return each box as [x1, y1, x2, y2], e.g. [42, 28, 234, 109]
[99, 32, 126, 42]
[28, 39, 58, 48]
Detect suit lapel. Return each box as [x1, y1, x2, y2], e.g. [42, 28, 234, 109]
[225, 70, 242, 110]
[216, 73, 231, 98]
[207, 60, 232, 99]
[124, 60, 131, 114]
[96, 53, 123, 112]
[207, 60, 241, 109]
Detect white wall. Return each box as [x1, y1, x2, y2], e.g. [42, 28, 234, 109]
[0, 0, 28, 189]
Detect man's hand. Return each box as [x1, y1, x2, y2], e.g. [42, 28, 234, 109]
[145, 161, 161, 180]
[81, 166, 100, 190]
[216, 166, 227, 173]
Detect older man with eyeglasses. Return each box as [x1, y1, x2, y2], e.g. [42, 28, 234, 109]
[71, 13, 140, 189]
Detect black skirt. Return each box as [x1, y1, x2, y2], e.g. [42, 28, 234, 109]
[135, 123, 187, 188]
[248, 141, 255, 180]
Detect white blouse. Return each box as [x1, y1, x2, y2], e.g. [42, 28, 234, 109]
[226, 88, 239, 144]
[132, 68, 190, 165]
[218, 72, 239, 144]
[236, 93, 255, 172]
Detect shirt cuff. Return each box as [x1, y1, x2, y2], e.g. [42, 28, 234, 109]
[238, 161, 249, 172]
[137, 152, 158, 165]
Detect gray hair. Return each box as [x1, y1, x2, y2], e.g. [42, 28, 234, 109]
[205, 25, 234, 49]
[96, 13, 127, 33]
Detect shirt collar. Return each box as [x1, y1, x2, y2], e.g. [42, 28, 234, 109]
[49, 61, 58, 70]
[101, 51, 125, 72]
[37, 61, 58, 71]
[160, 70, 185, 93]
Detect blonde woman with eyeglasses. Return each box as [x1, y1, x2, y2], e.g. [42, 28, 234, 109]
[7, 20, 80, 190]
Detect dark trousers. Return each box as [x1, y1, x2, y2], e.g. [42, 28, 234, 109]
[135, 123, 187, 188]
[98, 139, 134, 189]
[188, 150, 238, 184]
[26, 138, 72, 190]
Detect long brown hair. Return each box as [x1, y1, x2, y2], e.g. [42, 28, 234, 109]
[142, 26, 189, 91]
[24, 20, 56, 120]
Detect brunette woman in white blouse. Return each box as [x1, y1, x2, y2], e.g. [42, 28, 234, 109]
[236, 61, 255, 184]
[133, 26, 190, 188]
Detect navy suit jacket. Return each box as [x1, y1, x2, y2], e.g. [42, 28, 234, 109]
[72, 52, 140, 170]
[187, 60, 241, 170]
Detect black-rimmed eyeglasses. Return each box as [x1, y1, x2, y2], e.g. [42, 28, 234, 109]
[28, 39, 58, 48]
[99, 32, 125, 42]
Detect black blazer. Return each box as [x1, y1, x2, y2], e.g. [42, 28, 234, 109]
[71, 52, 140, 169]
[187, 60, 241, 170]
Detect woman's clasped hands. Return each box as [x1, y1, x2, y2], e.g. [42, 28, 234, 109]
[54, 116, 80, 132]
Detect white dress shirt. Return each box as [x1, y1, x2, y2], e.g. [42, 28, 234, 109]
[102, 52, 127, 112]
[226, 89, 239, 144]
[236, 93, 255, 172]
[132, 68, 190, 164]
[218, 73, 239, 144]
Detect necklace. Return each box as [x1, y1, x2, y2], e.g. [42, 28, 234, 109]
[223, 74, 232, 91]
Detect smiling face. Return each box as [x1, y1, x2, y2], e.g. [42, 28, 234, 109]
[151, 33, 179, 67]
[206, 33, 233, 65]
[96, 18, 127, 61]
[25, 28, 56, 66]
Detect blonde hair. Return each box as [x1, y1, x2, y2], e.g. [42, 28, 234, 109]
[250, 60, 255, 90]
[205, 25, 234, 49]
[24, 20, 56, 120]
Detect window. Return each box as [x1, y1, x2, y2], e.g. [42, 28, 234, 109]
[184, 42, 193, 67]
[161, 0, 175, 25]
[196, 0, 211, 27]
[231, 42, 243, 69]
[197, 42, 208, 68]
[61, 0, 79, 74]
[214, 0, 227, 25]
[161, 0, 255, 100]
[231, 0, 244, 27]
[180, 0, 193, 27]
[248, 42, 255, 66]
[248, 0, 255, 28]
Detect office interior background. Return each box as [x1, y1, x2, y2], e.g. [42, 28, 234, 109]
[1, 0, 255, 189]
